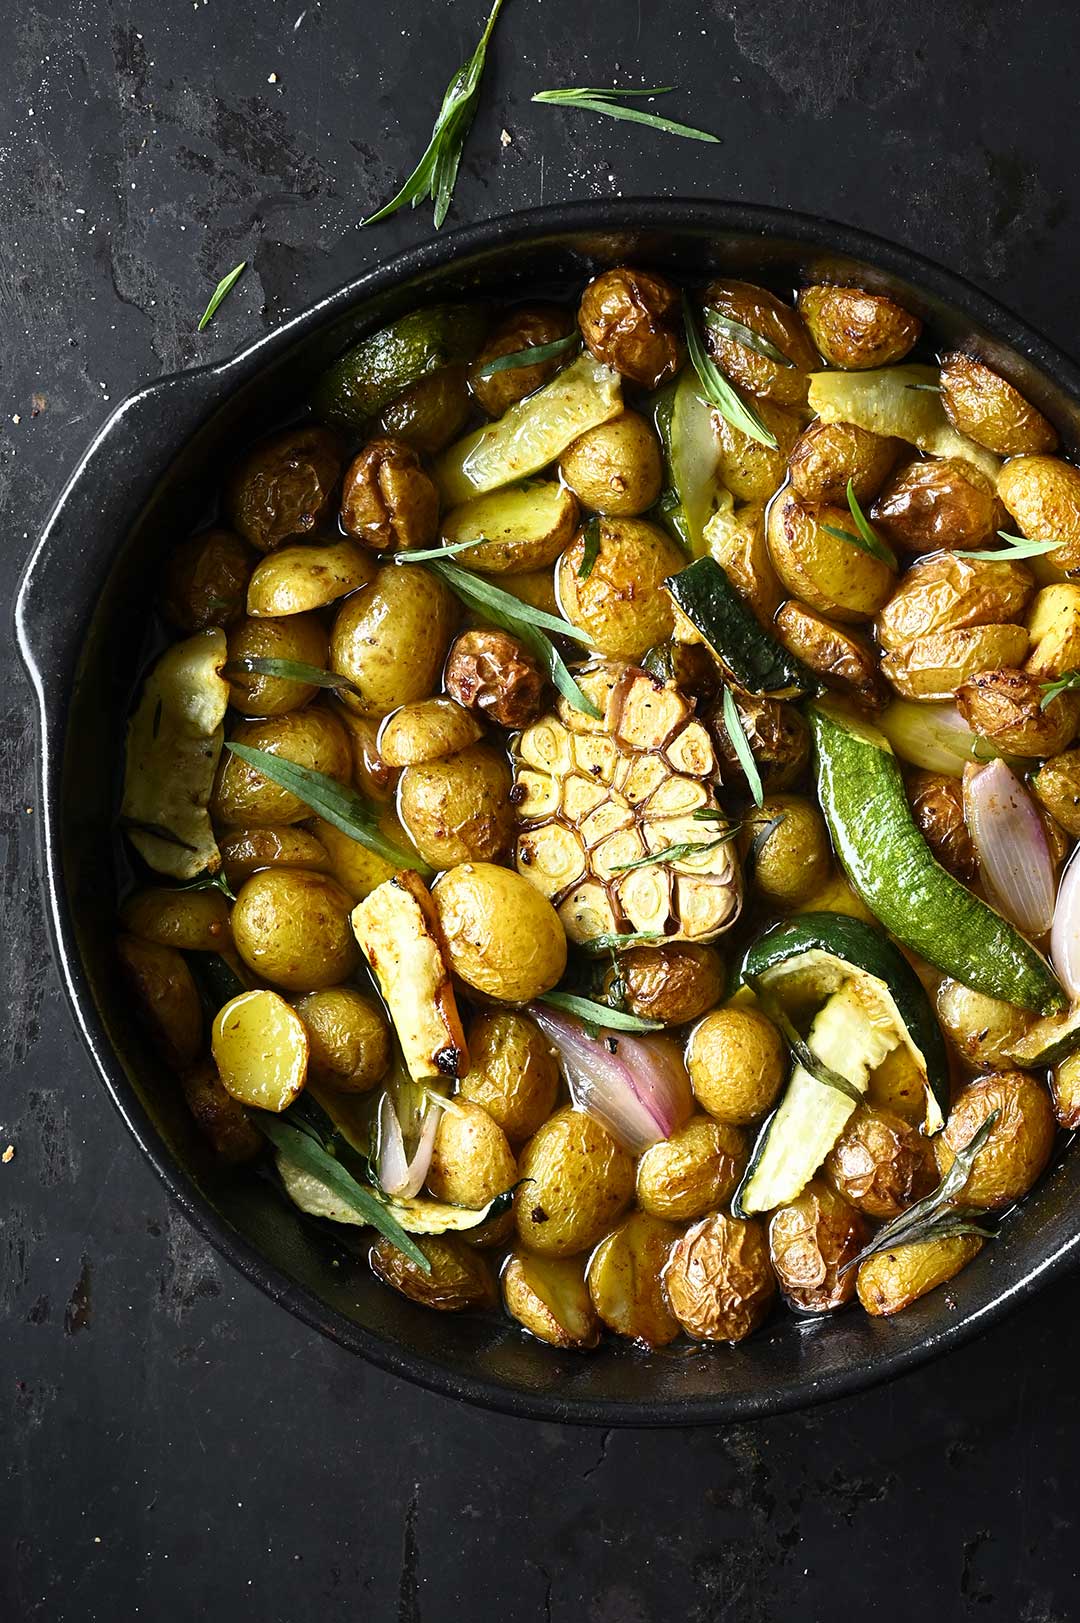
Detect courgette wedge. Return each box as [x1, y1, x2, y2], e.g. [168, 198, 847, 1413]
[313, 303, 488, 427]
[810, 702, 1065, 1016]
[1006, 1004, 1080, 1069]
[666, 556, 813, 698]
[742, 912, 951, 1134]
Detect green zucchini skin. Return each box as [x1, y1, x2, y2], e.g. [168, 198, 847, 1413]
[313, 303, 487, 428]
[809, 703, 1065, 1016]
[666, 557, 812, 698]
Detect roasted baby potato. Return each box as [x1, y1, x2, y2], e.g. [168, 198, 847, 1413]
[433, 862, 567, 1002]
[937, 1071, 1056, 1209]
[798, 284, 921, 370]
[179, 1060, 263, 1162]
[560, 410, 663, 517]
[162, 527, 255, 631]
[663, 1212, 776, 1342]
[587, 1211, 682, 1346]
[374, 364, 471, 454]
[686, 1006, 786, 1125]
[211, 709, 352, 826]
[766, 491, 895, 622]
[330, 563, 457, 713]
[825, 1106, 938, 1219]
[219, 825, 331, 889]
[116, 932, 203, 1070]
[867, 1045, 929, 1126]
[313, 815, 401, 902]
[336, 710, 397, 803]
[935, 979, 1033, 1068]
[211, 988, 308, 1111]
[459, 1010, 560, 1145]
[636, 1114, 747, 1222]
[940, 353, 1058, 457]
[997, 454, 1080, 573]
[702, 280, 817, 406]
[578, 267, 684, 389]
[774, 602, 886, 710]
[427, 1098, 517, 1209]
[1032, 749, 1080, 837]
[856, 1232, 984, 1317]
[875, 552, 1033, 653]
[907, 773, 978, 881]
[442, 481, 579, 574]
[370, 1233, 496, 1312]
[871, 456, 1005, 553]
[703, 499, 783, 626]
[556, 517, 684, 657]
[787, 419, 899, 505]
[1025, 584, 1080, 680]
[246, 539, 374, 618]
[740, 795, 833, 907]
[378, 699, 482, 768]
[227, 425, 342, 552]
[1052, 1051, 1080, 1129]
[515, 1106, 635, 1256]
[711, 399, 801, 504]
[601, 943, 724, 1027]
[708, 689, 812, 788]
[443, 629, 547, 730]
[882, 624, 1030, 701]
[956, 668, 1080, 758]
[768, 1180, 867, 1313]
[339, 436, 439, 552]
[397, 744, 514, 868]
[501, 1250, 600, 1348]
[231, 868, 359, 991]
[470, 304, 574, 418]
[121, 886, 231, 952]
[293, 986, 390, 1092]
[225, 612, 328, 716]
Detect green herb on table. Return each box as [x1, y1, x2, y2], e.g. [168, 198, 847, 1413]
[722, 685, 764, 807]
[536, 990, 662, 1033]
[966, 531, 1064, 562]
[475, 332, 581, 378]
[223, 656, 363, 698]
[704, 309, 794, 368]
[532, 86, 719, 144]
[1040, 669, 1080, 710]
[578, 517, 601, 580]
[682, 294, 777, 451]
[197, 262, 247, 332]
[821, 480, 898, 569]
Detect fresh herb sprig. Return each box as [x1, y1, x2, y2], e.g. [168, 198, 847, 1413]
[967, 531, 1064, 562]
[197, 261, 246, 331]
[536, 990, 663, 1033]
[176, 868, 237, 902]
[532, 86, 719, 144]
[362, 0, 506, 229]
[681, 294, 778, 450]
[223, 656, 363, 698]
[722, 685, 764, 807]
[1040, 669, 1080, 710]
[704, 309, 793, 368]
[821, 479, 897, 569]
[578, 517, 601, 580]
[747, 811, 786, 865]
[578, 931, 666, 955]
[475, 332, 580, 378]
[610, 828, 740, 874]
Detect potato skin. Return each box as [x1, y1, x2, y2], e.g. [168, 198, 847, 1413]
[997, 454, 1080, 573]
[441, 482, 579, 574]
[1052, 1051, 1080, 1129]
[330, 563, 457, 714]
[231, 868, 359, 992]
[225, 612, 328, 716]
[515, 1106, 634, 1256]
[636, 1114, 747, 1221]
[121, 886, 231, 952]
[369, 1233, 496, 1312]
[600, 943, 724, 1027]
[434, 862, 567, 1003]
[798, 284, 921, 370]
[459, 1010, 560, 1144]
[246, 539, 374, 618]
[907, 773, 978, 881]
[704, 499, 782, 626]
[957, 667, 1080, 757]
[227, 426, 342, 552]
[686, 1006, 786, 1125]
[825, 1107, 938, 1219]
[871, 456, 1005, 554]
[211, 708, 352, 826]
[587, 1211, 682, 1347]
[179, 1061, 263, 1163]
[702, 280, 817, 406]
[339, 437, 439, 552]
[1033, 748, 1080, 837]
[1025, 583, 1080, 680]
[470, 304, 574, 418]
[867, 1045, 928, 1126]
[788, 420, 899, 505]
[934, 979, 1032, 1069]
[875, 552, 1034, 654]
[292, 986, 390, 1091]
[935, 1071, 1056, 1210]
[116, 932, 203, 1070]
[856, 1233, 984, 1317]
[374, 363, 471, 454]
[766, 491, 895, 623]
[578, 267, 684, 390]
[663, 1212, 776, 1342]
[397, 744, 514, 869]
[313, 815, 400, 903]
[560, 410, 663, 516]
[444, 629, 547, 730]
[882, 624, 1030, 702]
[940, 353, 1058, 457]
[219, 825, 331, 889]
[712, 399, 801, 504]
[378, 699, 482, 769]
[162, 527, 255, 631]
[709, 689, 812, 789]
[501, 1251, 600, 1349]
[768, 1179, 867, 1312]
[427, 1098, 517, 1209]
[774, 602, 886, 711]
[557, 517, 684, 658]
[740, 794, 833, 908]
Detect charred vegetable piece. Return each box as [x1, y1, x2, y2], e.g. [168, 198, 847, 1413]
[667, 556, 812, 698]
[313, 304, 488, 428]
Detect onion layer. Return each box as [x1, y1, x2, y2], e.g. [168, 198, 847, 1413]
[963, 759, 1055, 937]
[1053, 845, 1080, 1002]
[377, 1090, 439, 1199]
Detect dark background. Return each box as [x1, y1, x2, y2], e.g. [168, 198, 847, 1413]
[4, 1, 1080, 1617]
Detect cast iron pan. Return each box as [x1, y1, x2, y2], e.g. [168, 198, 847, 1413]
[15, 200, 1080, 1426]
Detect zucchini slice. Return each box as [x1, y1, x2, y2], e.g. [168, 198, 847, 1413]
[742, 912, 951, 1134]
[810, 701, 1065, 1016]
[667, 367, 725, 554]
[1007, 1004, 1080, 1069]
[276, 1154, 510, 1233]
[313, 303, 488, 428]
[666, 556, 812, 698]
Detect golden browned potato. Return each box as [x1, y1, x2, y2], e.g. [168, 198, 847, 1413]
[369, 1233, 496, 1312]
[766, 491, 895, 623]
[293, 986, 390, 1091]
[686, 1006, 786, 1125]
[312, 815, 401, 902]
[798, 284, 921, 370]
[768, 1180, 867, 1312]
[116, 932, 203, 1070]
[703, 499, 783, 626]
[867, 1045, 928, 1126]
[470, 304, 575, 418]
[708, 690, 811, 791]
[245, 539, 374, 618]
[378, 699, 482, 769]
[443, 629, 547, 730]
[225, 612, 328, 716]
[501, 1250, 600, 1348]
[907, 773, 978, 881]
[702, 280, 817, 406]
[211, 708, 352, 826]
[397, 744, 514, 869]
[875, 552, 1034, 654]
[227, 425, 342, 552]
[231, 868, 359, 991]
[788, 420, 900, 505]
[442, 482, 580, 575]
[1052, 1051, 1080, 1129]
[587, 1211, 682, 1346]
[124, 893, 230, 966]
[219, 825, 332, 889]
[636, 1114, 747, 1221]
[934, 979, 1032, 1068]
[556, 517, 684, 657]
[936, 1071, 1056, 1209]
[433, 863, 567, 1002]
[856, 1232, 984, 1316]
[331, 710, 395, 805]
[211, 988, 308, 1110]
[1025, 584, 1080, 680]
[774, 602, 886, 711]
[459, 1010, 560, 1145]
[560, 411, 663, 516]
[339, 437, 439, 552]
[162, 527, 255, 631]
[740, 795, 833, 907]
[1032, 749, 1080, 837]
[515, 1106, 634, 1256]
[871, 456, 1005, 553]
[711, 399, 801, 504]
[825, 1106, 938, 1219]
[795, 871, 877, 926]
[940, 353, 1058, 457]
[957, 668, 1080, 758]
[578, 267, 684, 390]
[179, 1061, 263, 1162]
[330, 563, 457, 714]
[882, 624, 1030, 701]
[997, 455, 1080, 573]
[601, 943, 724, 1027]
[663, 1212, 776, 1342]
[427, 1098, 517, 1209]
[373, 363, 471, 454]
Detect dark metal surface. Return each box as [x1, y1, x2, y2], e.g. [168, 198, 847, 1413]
[5, 0, 1080, 1614]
